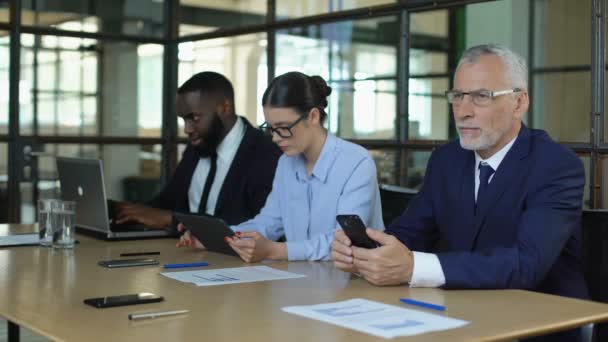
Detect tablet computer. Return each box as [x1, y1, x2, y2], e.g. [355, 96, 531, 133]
[173, 212, 238, 257]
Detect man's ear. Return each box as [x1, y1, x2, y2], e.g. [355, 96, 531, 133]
[513, 91, 529, 120]
[216, 98, 234, 118]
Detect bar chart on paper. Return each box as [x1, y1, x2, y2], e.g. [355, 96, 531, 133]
[283, 298, 469, 339]
[161, 265, 305, 286]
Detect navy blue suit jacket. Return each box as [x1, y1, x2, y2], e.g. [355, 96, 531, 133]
[386, 125, 588, 299]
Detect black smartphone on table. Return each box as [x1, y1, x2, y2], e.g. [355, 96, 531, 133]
[98, 258, 159, 268]
[84, 292, 164, 308]
[336, 214, 379, 249]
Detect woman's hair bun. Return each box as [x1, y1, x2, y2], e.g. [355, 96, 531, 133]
[309, 75, 332, 98]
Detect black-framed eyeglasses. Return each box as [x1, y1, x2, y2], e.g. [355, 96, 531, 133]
[445, 88, 521, 106]
[259, 115, 307, 138]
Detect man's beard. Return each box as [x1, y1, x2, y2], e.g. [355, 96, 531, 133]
[457, 123, 507, 153]
[194, 114, 225, 158]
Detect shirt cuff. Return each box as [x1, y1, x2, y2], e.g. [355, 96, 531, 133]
[409, 252, 446, 288]
[285, 241, 307, 261]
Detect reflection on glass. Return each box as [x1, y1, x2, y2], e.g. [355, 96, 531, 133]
[533, 72, 590, 142]
[579, 154, 589, 209]
[0, 143, 6, 222]
[19, 34, 163, 137]
[462, 0, 528, 56]
[409, 78, 449, 140]
[410, 10, 448, 37]
[597, 155, 608, 209]
[138, 44, 164, 137]
[277, 0, 395, 20]
[177, 33, 267, 136]
[534, 0, 590, 68]
[277, 16, 398, 139]
[409, 10, 451, 141]
[177, 143, 187, 164]
[179, 0, 266, 36]
[409, 49, 448, 76]
[34, 143, 161, 207]
[21, 1, 165, 38]
[369, 149, 398, 186]
[19, 143, 161, 222]
[100, 144, 162, 201]
[0, 31, 7, 134]
[605, 76, 608, 142]
[368, 148, 432, 190]
[401, 150, 431, 190]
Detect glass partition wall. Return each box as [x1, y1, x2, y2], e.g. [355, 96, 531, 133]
[1, 0, 605, 224]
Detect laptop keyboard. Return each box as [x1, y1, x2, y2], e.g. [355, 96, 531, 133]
[110, 222, 154, 232]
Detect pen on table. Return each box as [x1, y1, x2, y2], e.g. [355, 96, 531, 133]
[163, 262, 209, 269]
[120, 252, 161, 257]
[399, 298, 446, 311]
[129, 309, 189, 321]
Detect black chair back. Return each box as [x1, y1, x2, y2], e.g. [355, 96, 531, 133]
[582, 209, 608, 342]
[379, 184, 418, 227]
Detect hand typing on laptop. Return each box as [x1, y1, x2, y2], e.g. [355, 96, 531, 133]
[114, 202, 172, 230]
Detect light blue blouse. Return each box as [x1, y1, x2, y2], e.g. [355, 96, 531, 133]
[233, 133, 384, 261]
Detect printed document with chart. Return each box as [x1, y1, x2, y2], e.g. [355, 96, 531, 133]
[283, 298, 469, 339]
[161, 265, 305, 286]
[0, 233, 40, 247]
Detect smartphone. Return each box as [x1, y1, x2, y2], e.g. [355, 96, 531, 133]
[336, 214, 379, 249]
[84, 292, 164, 308]
[98, 258, 159, 268]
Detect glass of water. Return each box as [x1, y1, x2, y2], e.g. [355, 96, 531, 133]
[38, 199, 59, 247]
[52, 200, 76, 249]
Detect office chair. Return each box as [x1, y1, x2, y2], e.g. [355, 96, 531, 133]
[379, 184, 418, 227]
[582, 209, 608, 342]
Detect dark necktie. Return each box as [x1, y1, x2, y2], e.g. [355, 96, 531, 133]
[476, 162, 495, 214]
[198, 153, 217, 214]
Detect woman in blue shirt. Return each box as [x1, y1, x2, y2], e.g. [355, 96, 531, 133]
[181, 72, 383, 261]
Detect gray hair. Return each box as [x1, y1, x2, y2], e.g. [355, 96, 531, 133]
[457, 44, 528, 90]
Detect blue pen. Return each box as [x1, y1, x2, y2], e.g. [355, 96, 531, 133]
[399, 298, 446, 311]
[163, 262, 209, 269]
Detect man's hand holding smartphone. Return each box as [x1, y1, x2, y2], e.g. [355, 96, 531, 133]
[335, 214, 379, 249]
[333, 215, 415, 286]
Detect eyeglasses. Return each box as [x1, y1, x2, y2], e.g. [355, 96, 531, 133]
[259, 115, 306, 139]
[445, 88, 521, 106]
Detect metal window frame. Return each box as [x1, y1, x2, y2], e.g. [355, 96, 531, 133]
[2, 0, 607, 226]
[591, 0, 605, 207]
[8, 0, 22, 222]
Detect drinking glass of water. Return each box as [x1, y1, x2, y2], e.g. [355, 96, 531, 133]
[38, 199, 59, 247]
[52, 201, 76, 249]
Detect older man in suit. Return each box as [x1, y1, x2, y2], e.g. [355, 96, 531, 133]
[114, 71, 281, 229]
[331, 44, 587, 342]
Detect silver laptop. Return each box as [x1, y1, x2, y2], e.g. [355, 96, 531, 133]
[56, 157, 170, 239]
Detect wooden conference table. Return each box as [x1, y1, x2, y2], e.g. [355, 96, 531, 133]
[1, 224, 608, 342]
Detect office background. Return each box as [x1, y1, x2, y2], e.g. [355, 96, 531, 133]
[0, 0, 604, 224]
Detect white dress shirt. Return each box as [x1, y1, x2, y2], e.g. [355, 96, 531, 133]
[409, 136, 517, 287]
[188, 117, 245, 215]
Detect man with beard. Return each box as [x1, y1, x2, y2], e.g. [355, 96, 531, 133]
[331, 44, 587, 341]
[113, 71, 281, 230]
